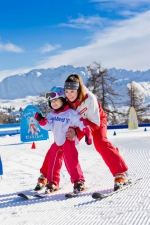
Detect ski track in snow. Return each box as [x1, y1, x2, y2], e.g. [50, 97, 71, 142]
[0, 128, 150, 225]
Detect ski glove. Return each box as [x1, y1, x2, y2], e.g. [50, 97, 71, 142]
[34, 112, 47, 126]
[83, 125, 92, 145]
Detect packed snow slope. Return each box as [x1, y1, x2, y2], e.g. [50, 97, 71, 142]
[0, 127, 150, 225]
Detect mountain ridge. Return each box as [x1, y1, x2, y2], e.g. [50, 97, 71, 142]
[0, 65, 150, 100]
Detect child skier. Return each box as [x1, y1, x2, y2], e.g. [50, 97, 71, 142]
[34, 86, 92, 194]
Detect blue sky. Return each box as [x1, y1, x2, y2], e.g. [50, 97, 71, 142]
[0, 0, 150, 80]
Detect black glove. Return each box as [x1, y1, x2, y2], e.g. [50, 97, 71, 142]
[34, 112, 44, 121]
[34, 112, 47, 126]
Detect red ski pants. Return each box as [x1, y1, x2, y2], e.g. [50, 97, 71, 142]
[40, 139, 85, 186]
[40, 124, 128, 180]
[76, 124, 128, 176]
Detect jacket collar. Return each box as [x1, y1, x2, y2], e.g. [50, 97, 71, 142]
[67, 94, 88, 110]
[53, 104, 70, 114]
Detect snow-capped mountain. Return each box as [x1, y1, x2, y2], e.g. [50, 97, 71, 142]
[0, 66, 89, 100]
[109, 68, 150, 104]
[0, 65, 150, 103]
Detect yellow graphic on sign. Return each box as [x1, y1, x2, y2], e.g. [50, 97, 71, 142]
[128, 106, 138, 130]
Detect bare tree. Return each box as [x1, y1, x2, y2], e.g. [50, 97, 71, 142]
[86, 62, 124, 124]
[0, 111, 3, 123]
[33, 94, 51, 115]
[126, 81, 148, 123]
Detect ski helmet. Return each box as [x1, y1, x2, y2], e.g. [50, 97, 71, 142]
[45, 86, 65, 101]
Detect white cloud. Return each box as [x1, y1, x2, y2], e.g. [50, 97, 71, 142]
[59, 15, 107, 30]
[37, 10, 150, 71]
[118, 10, 137, 17]
[91, 0, 150, 5]
[40, 43, 61, 53]
[0, 42, 24, 53]
[90, 0, 150, 12]
[0, 10, 149, 80]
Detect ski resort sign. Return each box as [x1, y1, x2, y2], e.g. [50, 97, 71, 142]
[20, 105, 49, 142]
[128, 106, 138, 130]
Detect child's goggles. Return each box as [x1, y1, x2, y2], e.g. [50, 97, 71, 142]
[45, 90, 65, 100]
[45, 92, 60, 100]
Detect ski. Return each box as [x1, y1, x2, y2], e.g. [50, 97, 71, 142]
[18, 192, 37, 200]
[18, 189, 46, 200]
[35, 188, 61, 198]
[18, 192, 53, 200]
[92, 178, 142, 200]
[65, 187, 88, 198]
[18, 192, 55, 200]
[65, 193, 79, 198]
[18, 187, 62, 200]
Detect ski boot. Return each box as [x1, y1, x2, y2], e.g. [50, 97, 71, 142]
[34, 174, 47, 191]
[73, 180, 85, 194]
[114, 172, 129, 191]
[45, 182, 59, 194]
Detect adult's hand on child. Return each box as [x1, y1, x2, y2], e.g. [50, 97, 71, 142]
[83, 125, 92, 145]
[66, 128, 76, 140]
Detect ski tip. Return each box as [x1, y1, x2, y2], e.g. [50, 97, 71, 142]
[92, 192, 105, 199]
[18, 193, 30, 200]
[65, 193, 78, 198]
[65, 193, 75, 198]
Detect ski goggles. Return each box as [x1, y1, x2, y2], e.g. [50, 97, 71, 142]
[45, 92, 60, 100]
[45, 90, 65, 100]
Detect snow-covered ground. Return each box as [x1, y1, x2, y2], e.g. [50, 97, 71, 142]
[0, 128, 150, 225]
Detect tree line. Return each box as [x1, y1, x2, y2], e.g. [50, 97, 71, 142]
[86, 62, 150, 125]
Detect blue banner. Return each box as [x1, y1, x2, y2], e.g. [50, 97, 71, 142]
[0, 156, 3, 176]
[20, 105, 49, 142]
